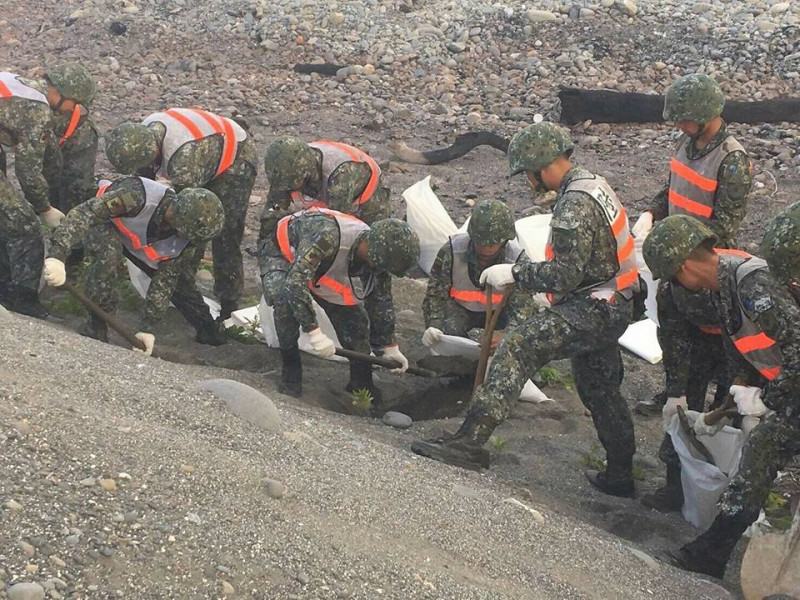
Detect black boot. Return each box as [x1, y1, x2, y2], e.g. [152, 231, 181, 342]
[410, 407, 498, 471]
[586, 456, 635, 498]
[641, 463, 683, 512]
[218, 299, 239, 322]
[195, 319, 228, 346]
[345, 360, 383, 406]
[278, 348, 303, 397]
[80, 314, 109, 343]
[11, 287, 49, 319]
[635, 390, 667, 416]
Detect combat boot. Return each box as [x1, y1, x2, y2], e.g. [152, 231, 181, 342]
[80, 314, 109, 343]
[218, 299, 239, 322]
[278, 348, 303, 398]
[410, 407, 498, 471]
[345, 360, 383, 406]
[586, 456, 635, 498]
[11, 287, 49, 320]
[641, 463, 683, 512]
[195, 320, 228, 346]
[635, 390, 667, 416]
[656, 547, 726, 579]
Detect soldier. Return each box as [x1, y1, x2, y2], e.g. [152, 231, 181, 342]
[411, 123, 639, 496]
[258, 207, 419, 400]
[643, 214, 800, 579]
[45, 63, 99, 213]
[422, 199, 532, 350]
[761, 201, 800, 304]
[41, 176, 227, 354]
[105, 109, 258, 320]
[634, 74, 753, 418]
[259, 136, 391, 240]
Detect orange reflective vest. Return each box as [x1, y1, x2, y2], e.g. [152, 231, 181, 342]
[142, 108, 248, 180]
[100, 177, 190, 269]
[718, 249, 783, 381]
[447, 232, 524, 311]
[58, 106, 82, 146]
[544, 175, 639, 305]
[290, 140, 381, 211]
[276, 207, 370, 306]
[668, 135, 746, 220]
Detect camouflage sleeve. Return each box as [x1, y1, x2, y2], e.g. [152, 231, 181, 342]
[48, 180, 145, 261]
[15, 108, 55, 213]
[282, 218, 341, 332]
[325, 161, 372, 213]
[739, 271, 800, 411]
[648, 183, 670, 221]
[140, 245, 201, 332]
[365, 271, 395, 348]
[167, 137, 219, 188]
[514, 192, 600, 294]
[656, 281, 694, 397]
[709, 151, 752, 245]
[504, 251, 538, 329]
[422, 242, 453, 329]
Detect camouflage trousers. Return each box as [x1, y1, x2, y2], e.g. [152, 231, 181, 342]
[83, 222, 211, 330]
[436, 297, 508, 339]
[261, 260, 370, 355]
[188, 152, 257, 311]
[0, 177, 43, 292]
[50, 122, 99, 212]
[683, 411, 800, 566]
[472, 294, 635, 474]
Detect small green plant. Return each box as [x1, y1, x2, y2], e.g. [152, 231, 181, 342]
[489, 436, 508, 452]
[581, 442, 606, 471]
[199, 262, 214, 272]
[632, 466, 645, 482]
[764, 492, 793, 530]
[539, 365, 574, 390]
[45, 291, 86, 316]
[241, 294, 259, 306]
[225, 325, 258, 344]
[349, 388, 374, 416]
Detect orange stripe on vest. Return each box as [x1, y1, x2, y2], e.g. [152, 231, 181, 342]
[734, 331, 777, 353]
[316, 140, 379, 205]
[760, 366, 781, 381]
[0, 80, 12, 98]
[670, 158, 719, 192]
[59, 106, 81, 146]
[697, 325, 722, 335]
[668, 189, 714, 218]
[185, 108, 236, 177]
[716, 248, 752, 258]
[449, 289, 504, 305]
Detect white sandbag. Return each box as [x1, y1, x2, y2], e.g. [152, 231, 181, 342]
[668, 410, 746, 529]
[429, 334, 552, 403]
[514, 214, 552, 262]
[618, 318, 662, 364]
[223, 306, 266, 342]
[125, 259, 220, 319]
[403, 176, 458, 274]
[257, 295, 347, 362]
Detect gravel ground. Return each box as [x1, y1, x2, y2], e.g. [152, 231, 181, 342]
[1, 311, 734, 599]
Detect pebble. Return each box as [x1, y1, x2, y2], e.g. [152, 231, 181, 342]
[5, 499, 23, 511]
[79, 477, 96, 487]
[264, 478, 286, 499]
[195, 269, 214, 282]
[526, 9, 557, 23]
[99, 478, 117, 491]
[221, 581, 235, 596]
[7, 583, 45, 600]
[19, 541, 36, 556]
[382, 411, 412, 429]
[196, 379, 282, 433]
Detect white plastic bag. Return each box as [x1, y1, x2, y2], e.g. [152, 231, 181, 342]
[403, 176, 458, 274]
[618, 319, 662, 364]
[667, 410, 746, 529]
[258, 295, 346, 362]
[514, 214, 552, 262]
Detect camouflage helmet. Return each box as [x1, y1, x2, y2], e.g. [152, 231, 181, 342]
[508, 122, 575, 176]
[46, 63, 96, 106]
[663, 74, 725, 124]
[170, 188, 225, 243]
[105, 123, 159, 174]
[367, 218, 420, 276]
[761, 201, 800, 286]
[643, 215, 717, 281]
[468, 199, 516, 245]
[263, 136, 319, 191]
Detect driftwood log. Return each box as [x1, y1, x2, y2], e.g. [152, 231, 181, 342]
[558, 86, 800, 125]
[388, 132, 509, 165]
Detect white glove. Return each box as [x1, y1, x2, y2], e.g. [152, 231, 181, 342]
[730, 385, 768, 417]
[422, 327, 444, 347]
[43, 257, 66, 287]
[39, 207, 65, 228]
[307, 327, 336, 358]
[631, 211, 654, 239]
[479, 264, 515, 288]
[133, 332, 155, 356]
[382, 344, 409, 373]
[693, 412, 725, 437]
[662, 395, 687, 431]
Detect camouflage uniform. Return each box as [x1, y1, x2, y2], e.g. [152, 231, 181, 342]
[259, 137, 391, 243]
[470, 167, 636, 479]
[146, 121, 257, 315]
[422, 239, 536, 338]
[259, 210, 395, 353]
[48, 176, 216, 333]
[0, 175, 44, 299]
[50, 108, 99, 212]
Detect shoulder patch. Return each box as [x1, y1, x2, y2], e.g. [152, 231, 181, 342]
[104, 189, 141, 217]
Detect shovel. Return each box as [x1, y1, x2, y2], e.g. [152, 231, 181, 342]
[334, 347, 437, 378]
[473, 285, 511, 391]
